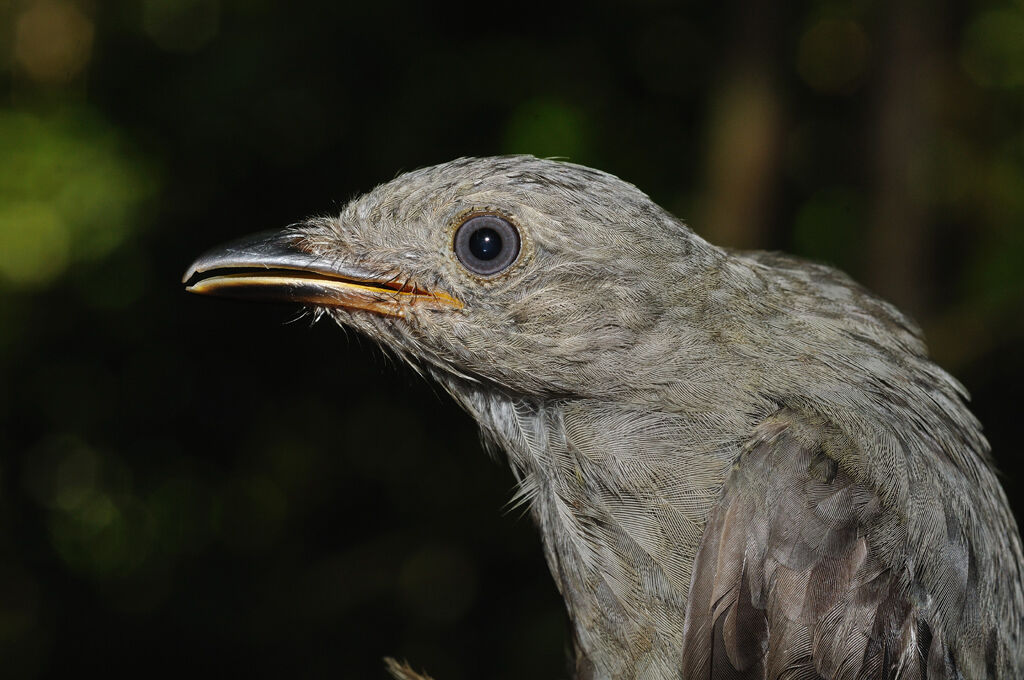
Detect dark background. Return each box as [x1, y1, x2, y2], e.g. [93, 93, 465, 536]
[1, 1, 1022, 678]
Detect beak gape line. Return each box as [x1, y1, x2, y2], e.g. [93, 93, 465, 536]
[184, 230, 461, 316]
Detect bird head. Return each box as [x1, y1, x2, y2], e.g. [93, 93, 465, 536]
[184, 156, 727, 400]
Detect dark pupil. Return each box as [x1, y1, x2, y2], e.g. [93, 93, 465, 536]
[468, 227, 503, 260]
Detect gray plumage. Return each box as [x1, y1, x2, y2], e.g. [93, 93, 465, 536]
[185, 156, 1024, 679]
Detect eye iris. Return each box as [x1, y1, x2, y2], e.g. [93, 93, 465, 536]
[469, 227, 502, 261]
[453, 214, 521, 276]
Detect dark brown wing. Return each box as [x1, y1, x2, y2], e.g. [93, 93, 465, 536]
[679, 413, 956, 680]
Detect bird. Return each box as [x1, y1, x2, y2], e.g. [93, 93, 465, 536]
[184, 156, 1024, 679]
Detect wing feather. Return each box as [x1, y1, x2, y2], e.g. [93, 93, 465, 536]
[680, 411, 951, 680]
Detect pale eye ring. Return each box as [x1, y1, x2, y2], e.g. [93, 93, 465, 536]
[453, 214, 521, 276]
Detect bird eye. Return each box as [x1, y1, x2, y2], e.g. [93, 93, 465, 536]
[453, 214, 521, 276]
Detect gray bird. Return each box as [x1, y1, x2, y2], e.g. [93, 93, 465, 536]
[184, 156, 1024, 679]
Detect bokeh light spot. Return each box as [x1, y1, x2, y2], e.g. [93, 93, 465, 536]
[961, 8, 1024, 89]
[76, 492, 118, 532]
[0, 109, 158, 291]
[0, 202, 70, 287]
[50, 492, 158, 577]
[14, 0, 94, 84]
[503, 99, 590, 161]
[798, 19, 870, 95]
[791, 187, 865, 273]
[53, 446, 99, 512]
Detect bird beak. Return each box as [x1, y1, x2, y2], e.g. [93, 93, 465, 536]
[182, 230, 462, 316]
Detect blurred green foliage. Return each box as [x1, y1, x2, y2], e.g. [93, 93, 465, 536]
[0, 109, 157, 287]
[503, 98, 592, 163]
[962, 7, 1024, 89]
[0, 0, 1022, 678]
